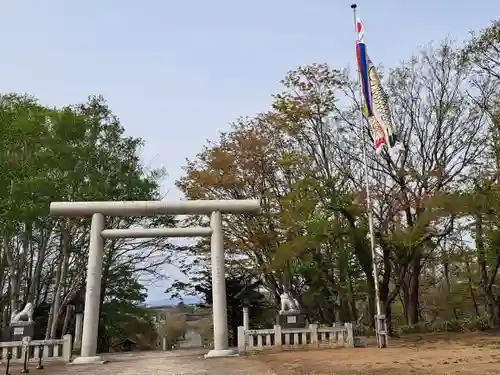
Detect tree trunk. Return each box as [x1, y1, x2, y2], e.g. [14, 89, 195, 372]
[49, 222, 72, 339]
[61, 305, 73, 336]
[50, 252, 68, 339]
[475, 215, 500, 328]
[44, 302, 55, 340]
[443, 260, 459, 320]
[9, 267, 18, 317]
[401, 283, 410, 324]
[45, 237, 63, 340]
[484, 291, 500, 328]
[0, 243, 5, 327]
[348, 273, 358, 321]
[337, 246, 352, 322]
[407, 253, 422, 325]
[19, 221, 32, 305]
[3, 237, 18, 318]
[366, 278, 376, 328]
[385, 302, 394, 337]
[465, 259, 480, 316]
[27, 224, 53, 305]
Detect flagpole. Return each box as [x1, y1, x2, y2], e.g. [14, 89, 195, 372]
[350, 3, 387, 348]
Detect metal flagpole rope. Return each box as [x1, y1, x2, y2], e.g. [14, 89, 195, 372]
[350, 3, 388, 348]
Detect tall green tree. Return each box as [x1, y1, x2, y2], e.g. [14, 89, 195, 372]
[462, 19, 500, 327]
[0, 94, 178, 349]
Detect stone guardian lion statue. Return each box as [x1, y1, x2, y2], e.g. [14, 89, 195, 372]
[279, 292, 300, 313]
[11, 302, 34, 323]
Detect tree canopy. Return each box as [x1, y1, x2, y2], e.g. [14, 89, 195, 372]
[0, 95, 175, 349]
[174, 20, 500, 334]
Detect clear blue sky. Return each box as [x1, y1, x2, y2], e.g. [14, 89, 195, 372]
[1, 0, 498, 303]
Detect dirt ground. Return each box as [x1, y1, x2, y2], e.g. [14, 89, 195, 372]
[244, 332, 500, 375]
[2, 334, 499, 375]
[2, 358, 67, 374]
[1, 350, 275, 375]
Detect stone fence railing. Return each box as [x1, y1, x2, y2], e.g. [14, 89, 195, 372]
[237, 323, 354, 353]
[0, 334, 72, 363]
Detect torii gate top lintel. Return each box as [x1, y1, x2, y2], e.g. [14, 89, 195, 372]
[49, 199, 261, 217]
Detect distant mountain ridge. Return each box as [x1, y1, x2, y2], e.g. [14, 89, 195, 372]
[145, 295, 201, 308]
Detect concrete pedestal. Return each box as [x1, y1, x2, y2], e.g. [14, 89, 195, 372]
[204, 349, 238, 358]
[3, 321, 35, 341]
[278, 311, 306, 329]
[71, 356, 108, 365]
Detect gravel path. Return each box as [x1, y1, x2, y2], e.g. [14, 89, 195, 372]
[26, 350, 277, 375]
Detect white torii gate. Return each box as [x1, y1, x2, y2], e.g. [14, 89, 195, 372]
[49, 199, 261, 364]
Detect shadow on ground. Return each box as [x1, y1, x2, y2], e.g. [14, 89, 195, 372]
[243, 332, 500, 375]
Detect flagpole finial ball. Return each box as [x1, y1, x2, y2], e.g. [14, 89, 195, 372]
[350, 4, 357, 9]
